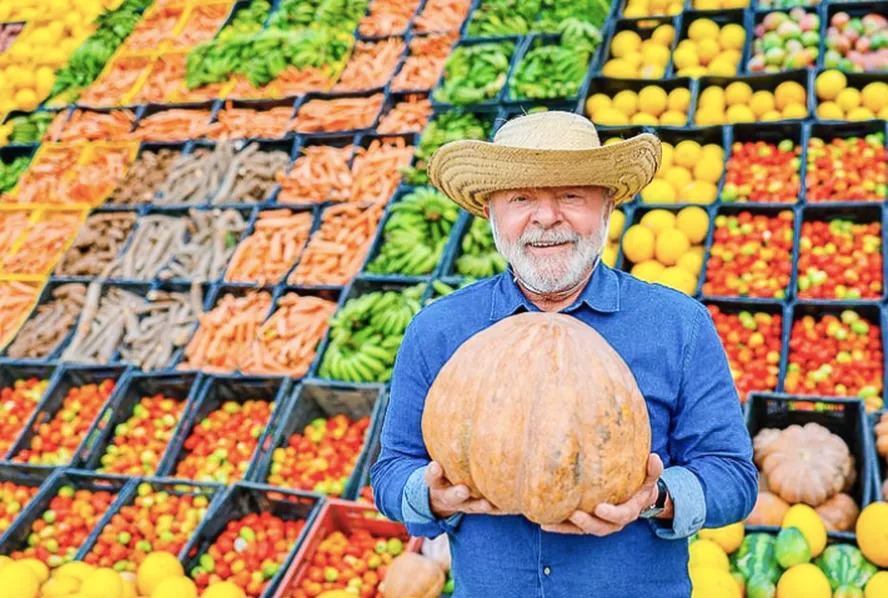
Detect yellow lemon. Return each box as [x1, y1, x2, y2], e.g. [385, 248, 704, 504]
[651, 24, 675, 45]
[691, 566, 741, 598]
[602, 244, 618, 268]
[707, 58, 738, 76]
[663, 166, 693, 193]
[612, 89, 639, 116]
[41, 576, 82, 598]
[689, 539, 730, 571]
[638, 85, 668, 116]
[701, 143, 724, 163]
[640, 179, 677, 204]
[775, 563, 831, 598]
[750, 90, 775, 117]
[760, 109, 783, 121]
[688, 18, 720, 42]
[816, 101, 843, 120]
[35, 66, 55, 97]
[611, 30, 643, 57]
[694, 106, 724, 126]
[201, 581, 247, 598]
[677, 251, 704, 276]
[678, 65, 709, 79]
[592, 107, 629, 126]
[861, 81, 888, 113]
[0, 556, 10, 571]
[814, 69, 847, 101]
[81, 568, 123, 598]
[673, 140, 702, 169]
[775, 81, 806, 110]
[121, 572, 137, 598]
[697, 38, 721, 65]
[726, 104, 756, 123]
[622, 50, 644, 69]
[698, 86, 725, 108]
[668, 87, 691, 112]
[13, 89, 38, 111]
[602, 58, 636, 78]
[54, 562, 94, 582]
[136, 552, 184, 596]
[675, 206, 710, 243]
[672, 46, 699, 69]
[151, 576, 197, 598]
[693, 155, 724, 185]
[0, 562, 41, 598]
[716, 49, 742, 66]
[584, 93, 611, 118]
[865, 571, 888, 598]
[847, 106, 875, 121]
[681, 181, 718, 204]
[657, 266, 698, 295]
[695, 0, 720, 8]
[660, 142, 674, 171]
[879, 106, 888, 120]
[836, 87, 861, 112]
[639, 63, 665, 79]
[623, 4, 648, 17]
[631, 112, 659, 125]
[697, 522, 744, 555]
[659, 110, 687, 126]
[18, 559, 48, 584]
[725, 81, 753, 105]
[631, 260, 665, 283]
[782, 504, 827, 558]
[640, 209, 677, 233]
[719, 23, 746, 51]
[622, 224, 656, 264]
[667, 2, 682, 14]
[655, 228, 691, 266]
[608, 210, 626, 242]
[642, 43, 671, 67]
[856, 502, 888, 567]
[781, 103, 808, 120]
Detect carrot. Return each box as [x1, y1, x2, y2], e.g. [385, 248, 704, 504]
[169, 3, 231, 50]
[79, 55, 154, 108]
[10, 145, 83, 205]
[274, 66, 337, 97]
[377, 93, 432, 133]
[287, 202, 385, 286]
[179, 289, 273, 373]
[59, 145, 136, 206]
[122, 6, 185, 51]
[0, 281, 41, 349]
[0, 211, 32, 256]
[348, 136, 415, 205]
[143, 52, 231, 104]
[276, 145, 354, 205]
[391, 32, 458, 91]
[290, 93, 385, 134]
[237, 292, 338, 377]
[223, 209, 314, 285]
[333, 37, 406, 93]
[51, 110, 136, 143]
[412, 0, 474, 33]
[2, 211, 82, 275]
[129, 108, 215, 142]
[358, 0, 421, 37]
[208, 101, 294, 140]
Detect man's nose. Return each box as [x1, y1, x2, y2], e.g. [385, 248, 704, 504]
[531, 198, 561, 226]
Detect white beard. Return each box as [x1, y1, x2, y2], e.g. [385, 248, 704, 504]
[489, 205, 608, 295]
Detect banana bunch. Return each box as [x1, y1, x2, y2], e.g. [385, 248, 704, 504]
[318, 284, 425, 383]
[454, 217, 508, 278]
[366, 188, 459, 277]
[433, 41, 516, 106]
[403, 112, 492, 186]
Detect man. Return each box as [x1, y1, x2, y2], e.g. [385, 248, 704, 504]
[370, 111, 758, 596]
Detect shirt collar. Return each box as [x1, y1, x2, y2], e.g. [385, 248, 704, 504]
[489, 259, 622, 321]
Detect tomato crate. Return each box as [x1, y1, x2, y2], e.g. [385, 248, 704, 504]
[271, 498, 420, 598]
[5, 365, 131, 469]
[722, 122, 804, 206]
[251, 379, 388, 501]
[0, 363, 59, 460]
[745, 392, 876, 542]
[77, 477, 225, 572]
[794, 204, 887, 304]
[159, 374, 293, 484]
[872, 409, 886, 501]
[0, 469, 135, 569]
[0, 464, 56, 540]
[803, 120, 888, 205]
[76, 371, 206, 476]
[180, 481, 323, 598]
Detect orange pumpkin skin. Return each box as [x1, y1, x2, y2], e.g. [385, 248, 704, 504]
[746, 491, 790, 526]
[380, 552, 445, 598]
[815, 492, 859, 532]
[421, 311, 652, 526]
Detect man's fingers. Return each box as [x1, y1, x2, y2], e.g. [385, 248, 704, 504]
[647, 453, 664, 482]
[541, 522, 585, 535]
[542, 512, 623, 536]
[594, 501, 642, 526]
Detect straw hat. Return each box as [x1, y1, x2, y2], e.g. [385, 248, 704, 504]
[426, 110, 662, 219]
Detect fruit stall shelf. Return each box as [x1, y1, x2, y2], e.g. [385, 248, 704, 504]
[872, 408, 886, 500]
[745, 392, 878, 541]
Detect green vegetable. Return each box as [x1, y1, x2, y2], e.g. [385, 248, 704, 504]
[0, 155, 32, 193]
[745, 574, 776, 598]
[466, 0, 541, 37]
[402, 111, 493, 185]
[537, 0, 612, 31]
[432, 41, 515, 105]
[7, 110, 54, 144]
[268, 0, 368, 32]
[217, 0, 272, 40]
[774, 527, 811, 569]
[455, 217, 507, 278]
[815, 544, 878, 591]
[733, 533, 781, 584]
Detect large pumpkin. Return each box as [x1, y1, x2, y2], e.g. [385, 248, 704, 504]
[421, 311, 651, 525]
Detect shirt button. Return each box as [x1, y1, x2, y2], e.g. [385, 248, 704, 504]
[543, 567, 551, 576]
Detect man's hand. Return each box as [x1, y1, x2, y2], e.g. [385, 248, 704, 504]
[541, 453, 668, 536]
[425, 461, 499, 519]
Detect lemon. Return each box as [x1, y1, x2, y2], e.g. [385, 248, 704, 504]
[35, 66, 55, 97]
[201, 581, 247, 598]
[749, 90, 775, 117]
[697, 39, 720, 65]
[622, 50, 644, 69]
[631, 112, 659, 125]
[698, 522, 744, 555]
[611, 30, 643, 57]
[678, 65, 709, 79]
[40, 576, 81, 598]
[0, 562, 41, 598]
[0, 556, 10, 571]
[18, 559, 48, 584]
[716, 49, 742, 66]
[836, 87, 860, 112]
[659, 110, 687, 126]
[861, 81, 888, 113]
[602, 244, 618, 268]
[695, 0, 720, 8]
[622, 224, 656, 264]
[724, 81, 752, 105]
[13, 89, 38, 111]
[667, 2, 682, 14]
[782, 505, 827, 558]
[698, 86, 725, 108]
[607, 210, 625, 242]
[651, 24, 675, 46]
[814, 101, 841, 120]
[151, 576, 197, 598]
[623, 4, 647, 17]
[879, 106, 888, 120]
[774, 81, 806, 110]
[631, 260, 665, 283]
[640, 179, 677, 204]
[707, 58, 738, 76]
[137, 552, 184, 596]
[658, 266, 698, 295]
[693, 155, 724, 185]
[694, 107, 724, 126]
[719, 23, 746, 51]
[690, 566, 741, 598]
[672, 46, 699, 69]
[701, 144, 724, 162]
[781, 103, 808, 120]
[726, 104, 756, 123]
[121, 572, 137, 598]
[673, 140, 702, 169]
[760, 109, 782, 122]
[677, 251, 703, 276]
[689, 539, 730, 571]
[776, 563, 831, 598]
[642, 43, 671, 67]
[612, 90, 638, 116]
[668, 87, 691, 112]
[663, 166, 693, 193]
[681, 181, 718, 204]
[655, 228, 691, 266]
[815, 69, 847, 101]
[847, 106, 875, 121]
[584, 93, 611, 118]
[639, 63, 666, 79]
[593, 107, 629, 126]
[689, 18, 720, 42]
[866, 572, 888, 598]
[659, 143, 673, 171]
[638, 85, 668, 116]
[81, 568, 123, 598]
[640, 209, 677, 233]
[675, 206, 710, 243]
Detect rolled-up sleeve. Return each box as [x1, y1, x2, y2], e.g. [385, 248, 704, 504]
[653, 305, 758, 538]
[370, 319, 460, 537]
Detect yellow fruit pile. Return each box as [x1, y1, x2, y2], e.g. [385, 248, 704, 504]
[672, 19, 747, 78]
[586, 85, 691, 126]
[0, 552, 246, 598]
[692, 0, 749, 10]
[694, 80, 808, 125]
[622, 0, 683, 19]
[814, 70, 888, 121]
[602, 209, 626, 268]
[621, 206, 710, 295]
[688, 523, 744, 598]
[639, 140, 723, 204]
[602, 25, 675, 79]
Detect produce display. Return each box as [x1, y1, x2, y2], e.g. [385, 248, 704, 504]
[0, 0, 886, 595]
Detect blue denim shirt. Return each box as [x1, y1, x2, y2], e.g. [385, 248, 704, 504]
[370, 262, 758, 597]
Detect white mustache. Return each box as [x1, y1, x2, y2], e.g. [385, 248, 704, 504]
[520, 229, 579, 245]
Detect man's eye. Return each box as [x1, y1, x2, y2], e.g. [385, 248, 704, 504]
[511, 195, 527, 202]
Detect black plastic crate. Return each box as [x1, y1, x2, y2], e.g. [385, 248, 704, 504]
[820, 2, 888, 72]
[803, 120, 888, 204]
[0, 144, 37, 196]
[0, 464, 56, 541]
[746, 392, 875, 541]
[252, 379, 387, 500]
[722, 122, 804, 205]
[872, 409, 886, 501]
[692, 69, 813, 125]
[676, 9, 749, 77]
[0, 364, 60, 460]
[599, 16, 680, 79]
[580, 76, 695, 127]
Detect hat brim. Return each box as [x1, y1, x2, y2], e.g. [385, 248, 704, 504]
[427, 132, 662, 219]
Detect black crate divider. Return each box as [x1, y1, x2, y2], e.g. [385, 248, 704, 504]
[871, 409, 886, 502]
[75, 371, 208, 474]
[251, 378, 388, 500]
[746, 392, 876, 542]
[157, 374, 294, 483]
[178, 481, 323, 598]
[4, 365, 132, 470]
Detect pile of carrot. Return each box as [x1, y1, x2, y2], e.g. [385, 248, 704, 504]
[11, 145, 83, 205]
[333, 38, 407, 93]
[0, 281, 41, 350]
[223, 209, 313, 285]
[237, 291, 338, 377]
[276, 145, 354, 205]
[139, 52, 230, 104]
[287, 203, 384, 286]
[49, 110, 136, 143]
[179, 289, 273, 373]
[0, 211, 33, 256]
[122, 6, 185, 52]
[377, 93, 433, 133]
[59, 145, 136, 206]
[348, 137, 415, 205]
[290, 93, 385, 134]
[79, 56, 154, 108]
[412, 0, 474, 33]
[275, 66, 337, 98]
[207, 102, 294, 140]
[129, 108, 215, 142]
[168, 3, 230, 50]
[391, 32, 458, 91]
[358, 0, 421, 37]
[2, 211, 83, 275]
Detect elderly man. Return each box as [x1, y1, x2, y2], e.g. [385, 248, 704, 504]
[370, 111, 757, 596]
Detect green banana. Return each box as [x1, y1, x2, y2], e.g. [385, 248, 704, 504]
[402, 113, 493, 185]
[432, 41, 516, 106]
[454, 218, 508, 278]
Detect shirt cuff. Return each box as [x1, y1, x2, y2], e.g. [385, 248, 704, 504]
[648, 466, 706, 540]
[402, 465, 464, 533]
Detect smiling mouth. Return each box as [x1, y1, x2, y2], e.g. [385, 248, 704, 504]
[527, 241, 572, 248]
